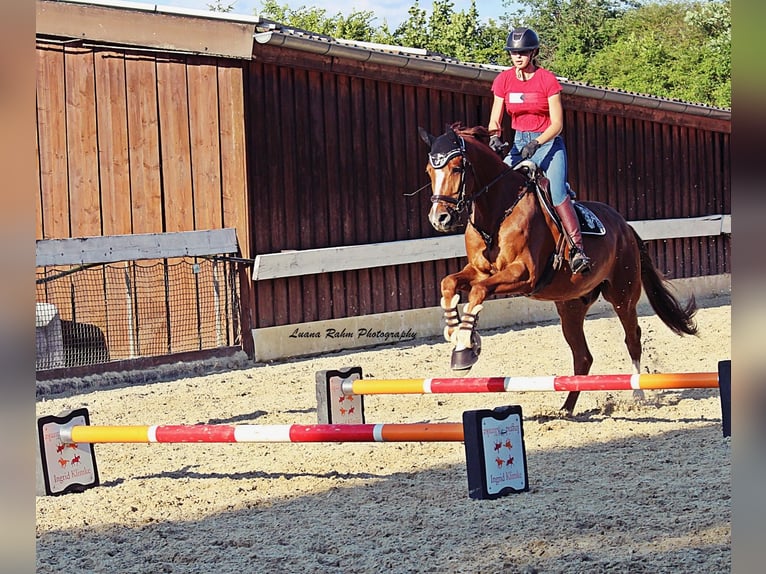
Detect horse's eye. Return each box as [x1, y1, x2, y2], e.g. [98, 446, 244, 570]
[452, 167, 464, 174]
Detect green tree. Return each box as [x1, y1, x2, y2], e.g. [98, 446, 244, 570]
[258, 1, 380, 41]
[392, 2, 429, 48]
[583, 1, 730, 107]
[507, 0, 635, 77]
[684, 0, 730, 106]
[391, 0, 503, 63]
[207, 0, 235, 12]
[503, 0, 729, 107]
[254, 0, 729, 107]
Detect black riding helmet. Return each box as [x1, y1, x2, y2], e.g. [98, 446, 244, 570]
[504, 27, 539, 52]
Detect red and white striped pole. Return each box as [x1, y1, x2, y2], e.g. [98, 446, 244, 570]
[341, 372, 718, 395]
[60, 422, 464, 444]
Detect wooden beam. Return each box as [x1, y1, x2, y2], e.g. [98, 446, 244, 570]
[252, 215, 731, 280]
[629, 214, 731, 240]
[36, 229, 239, 266]
[36, 1, 256, 59]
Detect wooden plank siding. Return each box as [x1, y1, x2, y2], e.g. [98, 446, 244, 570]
[35, 40, 252, 361]
[245, 54, 488, 328]
[95, 50, 133, 236]
[36, 41, 250, 248]
[37, 44, 70, 241]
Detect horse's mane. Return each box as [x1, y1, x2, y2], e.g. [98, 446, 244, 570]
[449, 122, 491, 145]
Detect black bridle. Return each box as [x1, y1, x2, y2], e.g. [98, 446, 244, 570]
[428, 133, 531, 247]
[428, 134, 470, 213]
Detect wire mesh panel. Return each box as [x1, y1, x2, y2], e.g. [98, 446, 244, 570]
[35, 257, 241, 370]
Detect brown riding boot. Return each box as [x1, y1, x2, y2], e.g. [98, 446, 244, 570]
[554, 197, 592, 274]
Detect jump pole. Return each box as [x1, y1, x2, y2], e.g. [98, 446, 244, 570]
[317, 367, 728, 431]
[59, 422, 465, 444]
[38, 407, 526, 500]
[340, 372, 719, 396]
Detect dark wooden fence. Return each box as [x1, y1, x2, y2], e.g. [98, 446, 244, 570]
[245, 40, 730, 330]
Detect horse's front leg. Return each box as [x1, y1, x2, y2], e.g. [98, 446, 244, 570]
[440, 266, 481, 344]
[449, 292, 487, 370]
[450, 262, 532, 370]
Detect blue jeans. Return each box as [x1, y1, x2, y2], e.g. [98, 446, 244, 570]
[504, 131, 568, 206]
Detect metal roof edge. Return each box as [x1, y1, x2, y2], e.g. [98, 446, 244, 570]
[256, 30, 730, 122]
[563, 82, 730, 120]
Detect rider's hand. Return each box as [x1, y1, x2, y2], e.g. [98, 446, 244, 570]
[489, 135, 509, 157]
[520, 139, 540, 160]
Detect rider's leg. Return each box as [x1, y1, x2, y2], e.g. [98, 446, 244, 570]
[540, 137, 592, 274]
[554, 196, 592, 274]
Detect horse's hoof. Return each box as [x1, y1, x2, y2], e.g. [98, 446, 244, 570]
[451, 347, 479, 371]
[471, 332, 482, 356]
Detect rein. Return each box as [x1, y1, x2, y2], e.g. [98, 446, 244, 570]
[469, 182, 532, 250]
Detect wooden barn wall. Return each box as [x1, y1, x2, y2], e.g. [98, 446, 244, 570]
[246, 47, 494, 329]
[563, 95, 731, 284]
[245, 45, 730, 330]
[35, 41, 252, 355]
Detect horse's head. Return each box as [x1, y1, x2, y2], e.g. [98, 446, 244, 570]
[419, 123, 511, 233]
[418, 125, 471, 232]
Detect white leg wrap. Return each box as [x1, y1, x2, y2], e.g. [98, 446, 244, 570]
[455, 303, 483, 349]
[631, 360, 645, 401]
[441, 295, 461, 342]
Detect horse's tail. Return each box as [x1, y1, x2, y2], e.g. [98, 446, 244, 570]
[633, 227, 699, 336]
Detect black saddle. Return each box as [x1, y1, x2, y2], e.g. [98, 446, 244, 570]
[513, 160, 605, 236]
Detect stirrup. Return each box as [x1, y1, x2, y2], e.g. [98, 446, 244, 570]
[570, 247, 592, 274]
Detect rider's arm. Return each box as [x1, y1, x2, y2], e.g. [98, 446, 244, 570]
[488, 95, 506, 137]
[535, 93, 564, 145]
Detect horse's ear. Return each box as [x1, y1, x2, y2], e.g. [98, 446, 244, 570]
[418, 126, 435, 148]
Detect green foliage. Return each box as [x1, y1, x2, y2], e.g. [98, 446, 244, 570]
[255, 0, 729, 108]
[393, 2, 429, 49]
[509, 0, 638, 76]
[258, 1, 379, 41]
[506, 0, 729, 107]
[207, 1, 235, 12]
[581, 1, 730, 107]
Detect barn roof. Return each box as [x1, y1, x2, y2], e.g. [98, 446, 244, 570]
[37, 0, 730, 122]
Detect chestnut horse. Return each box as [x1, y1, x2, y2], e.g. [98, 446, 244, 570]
[418, 123, 698, 413]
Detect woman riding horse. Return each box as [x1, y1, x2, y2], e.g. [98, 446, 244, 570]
[487, 26, 591, 275]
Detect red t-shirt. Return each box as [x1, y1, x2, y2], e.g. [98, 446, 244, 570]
[491, 67, 562, 132]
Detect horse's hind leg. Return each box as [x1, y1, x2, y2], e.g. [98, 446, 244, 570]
[601, 284, 643, 399]
[603, 293, 642, 372]
[555, 298, 596, 414]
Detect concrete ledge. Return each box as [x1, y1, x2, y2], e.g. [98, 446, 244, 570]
[251, 274, 730, 362]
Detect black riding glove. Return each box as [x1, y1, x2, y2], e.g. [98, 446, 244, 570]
[489, 135, 509, 157]
[520, 139, 540, 159]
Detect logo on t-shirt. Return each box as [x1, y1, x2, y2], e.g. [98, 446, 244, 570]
[508, 93, 525, 103]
